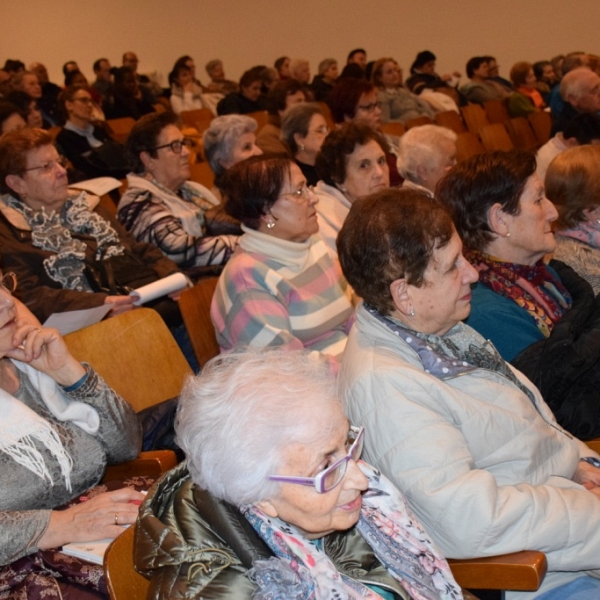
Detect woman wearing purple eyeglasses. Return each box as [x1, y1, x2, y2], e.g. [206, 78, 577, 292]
[135, 349, 464, 599]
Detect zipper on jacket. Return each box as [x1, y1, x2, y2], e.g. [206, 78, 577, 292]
[187, 548, 232, 583]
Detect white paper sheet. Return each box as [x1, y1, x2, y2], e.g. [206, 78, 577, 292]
[44, 304, 112, 335]
[129, 272, 189, 306]
[68, 177, 122, 196]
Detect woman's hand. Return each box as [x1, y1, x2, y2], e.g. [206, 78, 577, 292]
[6, 323, 86, 386]
[104, 295, 135, 317]
[38, 488, 145, 550]
[574, 460, 600, 491]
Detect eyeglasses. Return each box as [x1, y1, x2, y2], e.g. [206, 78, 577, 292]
[269, 426, 364, 493]
[280, 184, 315, 203]
[151, 138, 194, 154]
[0, 272, 17, 294]
[357, 101, 382, 113]
[22, 156, 68, 174]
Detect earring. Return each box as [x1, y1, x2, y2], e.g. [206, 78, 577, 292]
[505, 232, 511, 238]
[266, 216, 276, 229]
[409, 307, 415, 317]
[299, 143, 305, 152]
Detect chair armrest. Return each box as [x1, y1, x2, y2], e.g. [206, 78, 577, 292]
[102, 450, 178, 482]
[448, 551, 547, 591]
[586, 439, 600, 454]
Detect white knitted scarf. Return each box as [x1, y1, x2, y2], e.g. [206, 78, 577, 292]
[0, 360, 100, 492]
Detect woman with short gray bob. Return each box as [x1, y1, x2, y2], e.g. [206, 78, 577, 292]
[397, 124, 456, 197]
[281, 102, 329, 186]
[202, 114, 262, 182]
[135, 348, 462, 599]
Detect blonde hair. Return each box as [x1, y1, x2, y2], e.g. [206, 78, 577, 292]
[545, 144, 600, 230]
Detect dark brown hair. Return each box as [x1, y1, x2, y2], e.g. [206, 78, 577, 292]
[327, 78, 375, 123]
[222, 155, 292, 229]
[125, 111, 180, 174]
[436, 150, 536, 252]
[338, 188, 454, 314]
[315, 122, 387, 186]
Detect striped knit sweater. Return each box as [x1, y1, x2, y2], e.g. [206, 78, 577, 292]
[211, 227, 353, 368]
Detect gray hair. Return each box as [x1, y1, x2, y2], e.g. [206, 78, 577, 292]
[561, 67, 596, 102]
[175, 348, 343, 506]
[281, 103, 325, 154]
[318, 58, 337, 76]
[205, 59, 222, 76]
[202, 114, 258, 175]
[397, 124, 457, 184]
[289, 59, 309, 79]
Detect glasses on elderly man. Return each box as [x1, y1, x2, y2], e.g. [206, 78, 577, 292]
[0, 272, 17, 294]
[151, 138, 194, 154]
[269, 426, 364, 493]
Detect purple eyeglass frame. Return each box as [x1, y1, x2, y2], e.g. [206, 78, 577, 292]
[268, 426, 364, 494]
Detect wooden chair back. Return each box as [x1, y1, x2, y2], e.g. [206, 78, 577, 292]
[180, 108, 214, 132]
[506, 117, 540, 151]
[434, 111, 467, 135]
[483, 99, 510, 124]
[528, 111, 552, 145]
[455, 132, 485, 162]
[479, 123, 514, 152]
[179, 277, 220, 368]
[104, 525, 149, 600]
[189, 161, 215, 189]
[317, 102, 335, 129]
[460, 104, 490, 134]
[406, 116, 433, 129]
[247, 110, 269, 132]
[65, 308, 192, 412]
[380, 121, 406, 137]
[106, 117, 136, 144]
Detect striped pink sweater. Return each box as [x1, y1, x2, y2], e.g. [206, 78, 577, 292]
[211, 228, 353, 368]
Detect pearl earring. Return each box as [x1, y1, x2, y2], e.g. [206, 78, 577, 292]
[409, 308, 415, 317]
[299, 143, 305, 152]
[266, 216, 275, 229]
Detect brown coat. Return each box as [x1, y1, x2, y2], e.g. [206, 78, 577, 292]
[0, 193, 180, 322]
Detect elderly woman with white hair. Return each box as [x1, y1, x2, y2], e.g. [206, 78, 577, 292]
[397, 125, 457, 197]
[281, 102, 329, 186]
[203, 113, 263, 196]
[135, 348, 463, 600]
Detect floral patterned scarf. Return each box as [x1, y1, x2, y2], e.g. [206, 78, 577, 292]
[465, 249, 571, 338]
[243, 462, 462, 600]
[5, 192, 124, 292]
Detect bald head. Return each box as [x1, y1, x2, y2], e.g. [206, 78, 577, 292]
[122, 52, 139, 72]
[561, 67, 600, 113]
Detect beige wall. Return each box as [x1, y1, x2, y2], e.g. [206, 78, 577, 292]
[4, 0, 599, 87]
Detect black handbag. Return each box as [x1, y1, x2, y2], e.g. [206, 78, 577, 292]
[85, 250, 158, 295]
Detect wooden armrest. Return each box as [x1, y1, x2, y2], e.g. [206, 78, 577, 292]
[448, 551, 547, 591]
[586, 439, 600, 454]
[102, 450, 178, 482]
